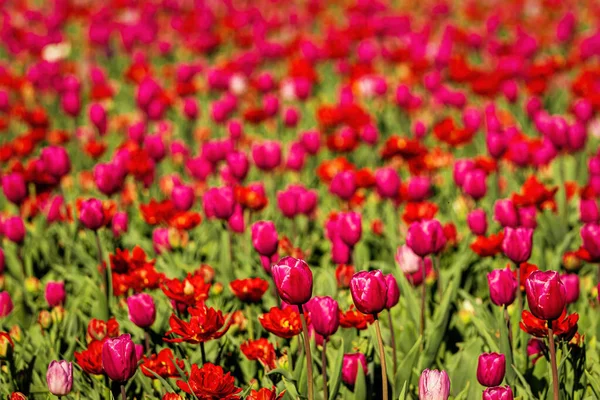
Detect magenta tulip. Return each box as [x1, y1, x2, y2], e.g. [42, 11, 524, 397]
[406, 219, 447, 257]
[0, 292, 14, 317]
[4, 216, 25, 244]
[559, 273, 580, 304]
[251, 221, 279, 257]
[102, 334, 138, 382]
[330, 171, 357, 201]
[171, 185, 195, 211]
[494, 200, 519, 228]
[477, 352, 506, 387]
[41, 146, 71, 179]
[271, 257, 313, 305]
[462, 169, 487, 200]
[350, 270, 387, 315]
[467, 209, 487, 236]
[384, 274, 400, 309]
[45, 281, 66, 307]
[337, 212, 362, 247]
[203, 187, 235, 220]
[483, 386, 514, 400]
[375, 168, 401, 199]
[487, 268, 518, 307]
[79, 199, 104, 231]
[127, 293, 156, 328]
[252, 141, 282, 171]
[502, 227, 533, 264]
[2, 173, 27, 205]
[525, 271, 566, 321]
[112, 212, 128, 237]
[581, 223, 600, 261]
[306, 296, 339, 338]
[341, 353, 367, 386]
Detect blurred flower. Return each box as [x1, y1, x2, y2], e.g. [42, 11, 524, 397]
[127, 293, 156, 329]
[487, 268, 518, 307]
[342, 353, 367, 386]
[0, 292, 14, 317]
[419, 369, 450, 400]
[44, 281, 66, 307]
[140, 349, 184, 378]
[502, 227, 534, 264]
[230, 278, 269, 303]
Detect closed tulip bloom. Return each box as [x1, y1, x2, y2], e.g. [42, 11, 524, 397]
[559, 273, 580, 304]
[419, 369, 450, 400]
[406, 219, 447, 257]
[41, 146, 71, 179]
[467, 209, 487, 236]
[228, 204, 245, 233]
[517, 206, 537, 229]
[306, 296, 339, 338]
[462, 169, 487, 200]
[580, 199, 599, 223]
[0, 292, 14, 317]
[375, 167, 401, 199]
[226, 151, 249, 181]
[203, 187, 235, 220]
[79, 199, 105, 231]
[2, 173, 27, 205]
[396, 245, 422, 274]
[486, 132, 508, 159]
[297, 189, 317, 215]
[331, 237, 352, 264]
[299, 130, 321, 155]
[384, 274, 400, 309]
[483, 386, 514, 400]
[338, 212, 362, 247]
[286, 142, 306, 171]
[46, 360, 73, 396]
[453, 159, 475, 187]
[45, 281, 66, 307]
[350, 270, 387, 315]
[152, 227, 171, 254]
[494, 200, 519, 228]
[127, 293, 156, 328]
[502, 227, 533, 264]
[487, 268, 518, 307]
[4, 216, 25, 244]
[252, 141, 282, 171]
[102, 334, 138, 382]
[283, 107, 300, 127]
[581, 223, 600, 261]
[94, 163, 125, 196]
[183, 98, 198, 119]
[277, 189, 299, 218]
[525, 271, 566, 321]
[112, 212, 128, 237]
[330, 171, 357, 200]
[477, 353, 506, 387]
[342, 353, 368, 386]
[251, 221, 279, 257]
[407, 176, 431, 201]
[171, 185, 195, 211]
[271, 257, 313, 305]
[90, 103, 107, 134]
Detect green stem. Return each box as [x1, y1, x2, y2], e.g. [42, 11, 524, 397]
[322, 338, 328, 400]
[299, 307, 314, 400]
[387, 310, 397, 375]
[200, 342, 207, 365]
[420, 256, 426, 341]
[548, 321, 560, 400]
[95, 231, 111, 319]
[374, 318, 389, 400]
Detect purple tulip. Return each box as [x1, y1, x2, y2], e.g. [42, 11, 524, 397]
[477, 352, 506, 387]
[502, 227, 534, 264]
[487, 268, 518, 307]
[127, 293, 156, 328]
[271, 257, 313, 305]
[306, 296, 339, 338]
[102, 334, 138, 382]
[350, 270, 388, 315]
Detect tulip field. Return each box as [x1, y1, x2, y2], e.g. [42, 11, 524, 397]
[2, 0, 600, 399]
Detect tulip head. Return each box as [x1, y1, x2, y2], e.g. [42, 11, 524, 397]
[525, 270, 566, 321]
[46, 360, 73, 396]
[349, 270, 387, 315]
[271, 257, 313, 305]
[477, 352, 506, 387]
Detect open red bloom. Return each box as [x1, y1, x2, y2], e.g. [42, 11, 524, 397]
[161, 271, 211, 309]
[512, 176, 557, 211]
[316, 157, 354, 183]
[512, 262, 539, 292]
[470, 231, 504, 257]
[169, 211, 202, 230]
[247, 387, 286, 400]
[339, 305, 374, 330]
[234, 186, 268, 211]
[165, 304, 231, 344]
[259, 307, 303, 339]
[176, 363, 242, 399]
[433, 117, 476, 147]
[381, 136, 427, 160]
[520, 310, 579, 341]
[87, 317, 119, 342]
[402, 201, 439, 224]
[230, 278, 269, 303]
[110, 247, 164, 296]
[141, 348, 185, 378]
[140, 199, 177, 225]
[75, 340, 104, 375]
[443, 223, 458, 247]
[240, 338, 277, 369]
[278, 236, 304, 259]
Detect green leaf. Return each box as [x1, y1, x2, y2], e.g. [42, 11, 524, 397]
[397, 382, 407, 400]
[394, 337, 422, 399]
[328, 338, 344, 400]
[497, 308, 516, 386]
[353, 360, 367, 400]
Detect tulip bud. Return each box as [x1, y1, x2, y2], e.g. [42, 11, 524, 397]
[152, 227, 171, 254]
[337, 212, 362, 247]
[375, 168, 401, 199]
[330, 171, 357, 201]
[251, 221, 279, 257]
[226, 151, 249, 181]
[494, 199, 519, 228]
[482, 386, 514, 400]
[252, 141, 282, 171]
[38, 310, 52, 329]
[90, 103, 107, 134]
[502, 227, 533, 264]
[581, 223, 600, 261]
[4, 216, 25, 244]
[467, 209, 487, 236]
[79, 199, 105, 230]
[0, 292, 13, 318]
[46, 361, 73, 396]
[286, 142, 306, 171]
[331, 236, 352, 264]
[299, 130, 321, 155]
[406, 219, 447, 258]
[102, 334, 138, 382]
[127, 293, 156, 328]
[580, 199, 599, 223]
[350, 270, 387, 315]
[477, 352, 506, 387]
[419, 369, 450, 400]
[45, 281, 66, 307]
[112, 212, 128, 237]
[462, 169, 487, 200]
[0, 332, 13, 359]
[41, 146, 71, 179]
[283, 107, 300, 127]
[517, 206, 537, 229]
[171, 184, 195, 211]
[453, 159, 475, 187]
[487, 268, 518, 307]
[486, 132, 508, 159]
[342, 353, 367, 386]
[525, 271, 566, 321]
[203, 187, 235, 220]
[271, 257, 313, 305]
[2, 173, 27, 205]
[407, 176, 431, 202]
[306, 296, 339, 338]
[384, 274, 400, 309]
[559, 273, 579, 304]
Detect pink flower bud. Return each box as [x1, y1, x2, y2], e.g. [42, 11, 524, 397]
[342, 353, 367, 386]
[580, 199, 599, 223]
[171, 185, 195, 211]
[467, 209, 487, 236]
[112, 212, 128, 237]
[350, 270, 387, 314]
[560, 273, 580, 304]
[2, 173, 27, 205]
[251, 221, 279, 257]
[502, 227, 534, 264]
[494, 199, 519, 228]
[127, 293, 156, 328]
[102, 334, 138, 382]
[487, 267, 518, 307]
[4, 216, 25, 244]
[375, 168, 401, 199]
[525, 270, 566, 321]
[0, 292, 14, 317]
[306, 296, 339, 338]
[271, 257, 313, 305]
[330, 171, 357, 201]
[252, 141, 282, 171]
[203, 187, 235, 220]
[477, 352, 506, 387]
[384, 274, 400, 309]
[45, 281, 66, 307]
[406, 219, 447, 257]
[482, 385, 514, 400]
[79, 199, 104, 231]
